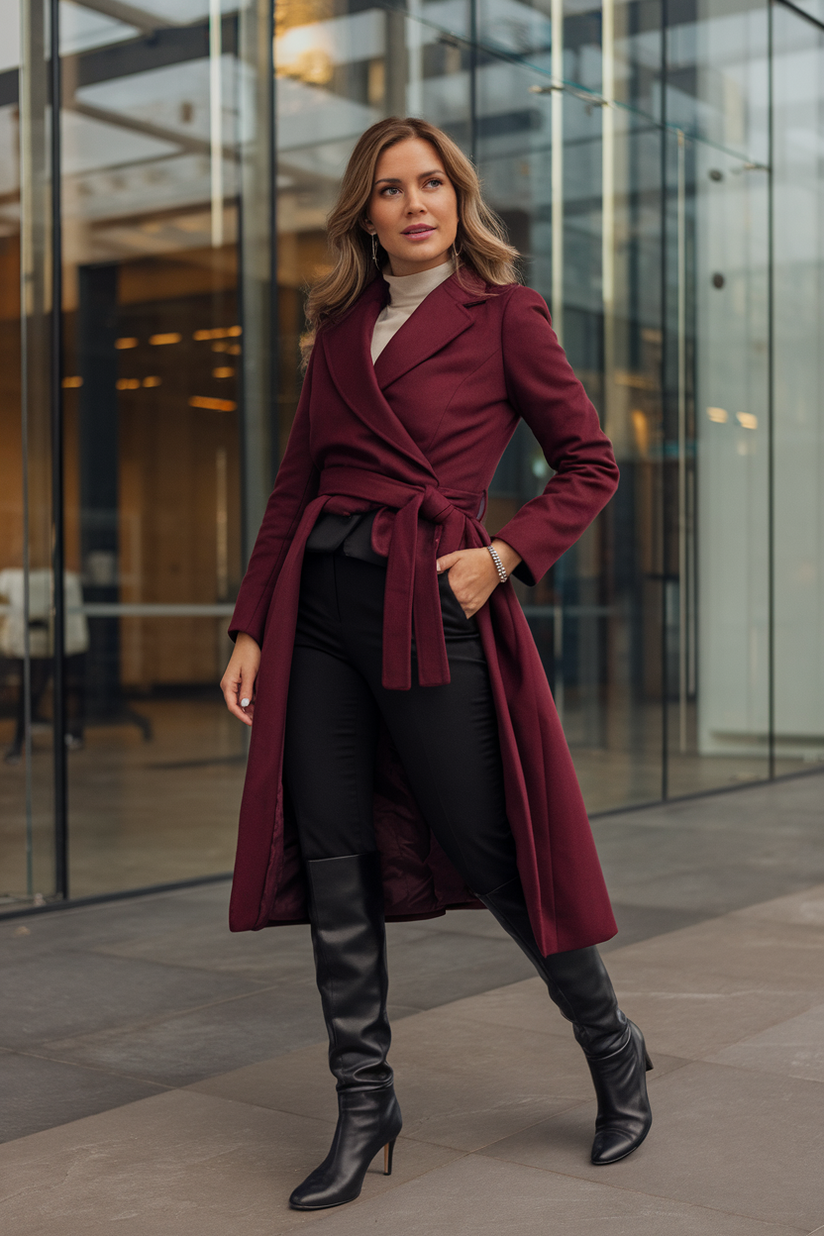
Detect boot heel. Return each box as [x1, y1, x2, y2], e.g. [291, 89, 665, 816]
[384, 1138, 396, 1176]
[644, 1050, 653, 1071]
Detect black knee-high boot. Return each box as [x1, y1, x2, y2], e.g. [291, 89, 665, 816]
[479, 875, 652, 1165]
[289, 853, 402, 1211]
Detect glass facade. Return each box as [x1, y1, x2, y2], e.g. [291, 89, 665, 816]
[1, 0, 822, 909]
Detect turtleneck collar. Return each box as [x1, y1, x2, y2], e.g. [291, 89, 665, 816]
[382, 258, 456, 308]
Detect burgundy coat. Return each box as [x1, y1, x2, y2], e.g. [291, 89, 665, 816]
[228, 271, 620, 955]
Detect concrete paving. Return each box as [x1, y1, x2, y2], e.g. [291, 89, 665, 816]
[1, 770, 823, 1233]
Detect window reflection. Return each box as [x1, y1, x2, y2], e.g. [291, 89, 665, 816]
[1, 0, 823, 909]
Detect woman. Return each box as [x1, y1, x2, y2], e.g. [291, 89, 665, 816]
[220, 116, 652, 1212]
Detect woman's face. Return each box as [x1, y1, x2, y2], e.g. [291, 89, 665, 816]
[364, 138, 459, 278]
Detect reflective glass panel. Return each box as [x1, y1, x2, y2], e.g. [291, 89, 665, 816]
[1, 0, 58, 908]
[772, 4, 824, 774]
[58, 0, 251, 895]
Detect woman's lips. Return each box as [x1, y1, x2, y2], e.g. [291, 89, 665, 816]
[402, 226, 435, 239]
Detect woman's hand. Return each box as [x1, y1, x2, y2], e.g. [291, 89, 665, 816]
[220, 632, 261, 726]
[436, 539, 522, 619]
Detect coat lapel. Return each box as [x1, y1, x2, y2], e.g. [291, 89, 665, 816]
[373, 272, 476, 391]
[321, 275, 438, 478]
[320, 270, 487, 480]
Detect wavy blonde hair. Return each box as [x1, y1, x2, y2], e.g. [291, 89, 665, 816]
[302, 117, 519, 361]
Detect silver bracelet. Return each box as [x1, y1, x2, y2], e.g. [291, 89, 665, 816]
[487, 544, 508, 584]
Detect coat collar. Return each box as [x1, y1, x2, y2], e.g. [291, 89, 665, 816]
[373, 269, 479, 390]
[320, 276, 436, 479]
[319, 271, 488, 480]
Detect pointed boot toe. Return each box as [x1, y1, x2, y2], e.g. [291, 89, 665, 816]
[288, 1090, 402, 1211]
[587, 1021, 652, 1165]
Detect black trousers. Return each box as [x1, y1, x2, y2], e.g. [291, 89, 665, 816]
[284, 549, 518, 896]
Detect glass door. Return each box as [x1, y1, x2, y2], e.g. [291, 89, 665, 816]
[58, 0, 253, 896]
[771, 3, 824, 773]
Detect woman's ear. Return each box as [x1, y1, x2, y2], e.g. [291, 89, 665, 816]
[362, 219, 375, 234]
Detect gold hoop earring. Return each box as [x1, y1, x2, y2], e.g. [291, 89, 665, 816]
[371, 233, 380, 268]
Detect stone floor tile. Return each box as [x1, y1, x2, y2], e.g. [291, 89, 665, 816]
[95, 918, 316, 979]
[421, 972, 810, 1065]
[0, 1089, 459, 1236]
[734, 883, 824, 928]
[0, 883, 234, 960]
[601, 865, 824, 919]
[40, 983, 328, 1086]
[191, 1007, 686, 1153]
[0, 1051, 165, 1143]
[192, 1029, 583, 1153]
[601, 902, 708, 950]
[707, 1002, 824, 1083]
[292, 1152, 806, 1236]
[386, 943, 536, 1009]
[603, 915, 824, 994]
[480, 1060, 824, 1231]
[0, 951, 262, 1050]
[610, 981, 816, 1061]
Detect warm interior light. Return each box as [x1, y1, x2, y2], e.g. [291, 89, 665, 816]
[194, 326, 242, 341]
[115, 337, 138, 350]
[631, 409, 650, 457]
[213, 367, 234, 378]
[116, 378, 141, 391]
[736, 411, 758, 430]
[707, 406, 728, 423]
[62, 375, 83, 388]
[189, 395, 237, 412]
[149, 332, 182, 346]
[143, 376, 162, 387]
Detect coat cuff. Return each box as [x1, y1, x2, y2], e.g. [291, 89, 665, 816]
[493, 522, 546, 587]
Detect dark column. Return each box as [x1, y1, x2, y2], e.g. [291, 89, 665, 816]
[78, 262, 120, 720]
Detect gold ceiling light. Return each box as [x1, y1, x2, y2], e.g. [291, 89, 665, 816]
[115, 337, 138, 350]
[275, 0, 335, 85]
[149, 332, 182, 346]
[189, 395, 237, 412]
[194, 326, 242, 341]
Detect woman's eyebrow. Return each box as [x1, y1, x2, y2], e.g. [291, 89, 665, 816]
[373, 169, 445, 185]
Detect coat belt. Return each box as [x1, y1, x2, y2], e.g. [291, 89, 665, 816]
[317, 466, 485, 691]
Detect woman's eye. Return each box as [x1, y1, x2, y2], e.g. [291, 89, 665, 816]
[426, 178, 443, 188]
[380, 186, 400, 196]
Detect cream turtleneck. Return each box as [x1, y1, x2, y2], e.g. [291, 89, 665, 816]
[370, 260, 455, 364]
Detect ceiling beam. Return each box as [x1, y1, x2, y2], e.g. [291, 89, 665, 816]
[70, 0, 177, 35]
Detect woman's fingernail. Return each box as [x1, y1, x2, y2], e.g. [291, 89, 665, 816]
[241, 698, 250, 707]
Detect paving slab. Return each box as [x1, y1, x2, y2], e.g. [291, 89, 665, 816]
[40, 982, 326, 1085]
[602, 914, 824, 996]
[191, 994, 689, 1155]
[290, 1152, 807, 1236]
[734, 882, 824, 928]
[0, 1088, 460, 1236]
[406, 971, 817, 1063]
[481, 1060, 824, 1232]
[707, 1002, 824, 1083]
[0, 950, 263, 1051]
[0, 1050, 165, 1142]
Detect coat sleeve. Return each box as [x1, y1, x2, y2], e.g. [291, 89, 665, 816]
[228, 349, 320, 645]
[494, 286, 620, 586]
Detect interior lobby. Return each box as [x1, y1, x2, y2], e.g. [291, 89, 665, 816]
[1, 0, 823, 909]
